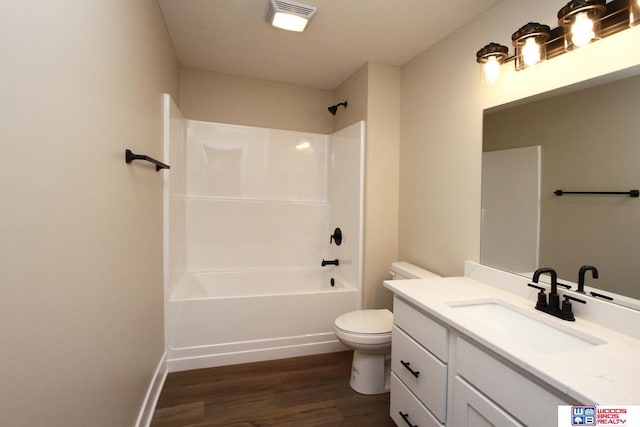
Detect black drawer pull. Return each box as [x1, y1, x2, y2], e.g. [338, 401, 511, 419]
[400, 360, 420, 378]
[399, 411, 418, 427]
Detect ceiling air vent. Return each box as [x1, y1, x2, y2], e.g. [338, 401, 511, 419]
[268, 0, 317, 32]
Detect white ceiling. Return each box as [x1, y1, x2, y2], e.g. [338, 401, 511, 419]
[158, 0, 501, 90]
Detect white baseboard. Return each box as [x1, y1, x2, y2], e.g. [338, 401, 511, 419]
[167, 338, 347, 373]
[135, 352, 168, 427]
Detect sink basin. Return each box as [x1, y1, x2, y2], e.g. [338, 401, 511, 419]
[448, 299, 606, 354]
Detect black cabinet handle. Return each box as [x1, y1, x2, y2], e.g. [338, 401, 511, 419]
[400, 360, 420, 378]
[399, 411, 418, 427]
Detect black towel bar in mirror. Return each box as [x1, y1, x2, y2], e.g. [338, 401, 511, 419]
[554, 189, 639, 197]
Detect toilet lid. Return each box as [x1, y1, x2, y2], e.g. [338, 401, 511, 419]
[335, 309, 393, 334]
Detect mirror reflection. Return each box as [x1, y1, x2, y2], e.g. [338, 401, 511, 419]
[482, 72, 640, 306]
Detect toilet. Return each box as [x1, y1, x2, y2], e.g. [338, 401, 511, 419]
[334, 262, 441, 395]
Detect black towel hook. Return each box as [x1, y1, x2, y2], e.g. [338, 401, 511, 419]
[125, 149, 170, 171]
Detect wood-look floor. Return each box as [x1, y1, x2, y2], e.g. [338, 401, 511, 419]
[150, 351, 395, 427]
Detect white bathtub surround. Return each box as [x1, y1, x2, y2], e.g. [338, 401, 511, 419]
[164, 100, 365, 372]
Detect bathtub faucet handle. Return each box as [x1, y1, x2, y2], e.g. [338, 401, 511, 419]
[330, 227, 342, 246]
[321, 259, 339, 267]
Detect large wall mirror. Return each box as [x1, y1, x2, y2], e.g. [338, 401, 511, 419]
[482, 68, 640, 309]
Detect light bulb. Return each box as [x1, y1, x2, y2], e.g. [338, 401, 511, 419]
[521, 37, 541, 66]
[483, 55, 501, 84]
[571, 12, 595, 48]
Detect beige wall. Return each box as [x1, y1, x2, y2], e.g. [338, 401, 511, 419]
[333, 64, 369, 131]
[0, 1, 178, 426]
[179, 67, 333, 134]
[364, 63, 401, 309]
[334, 62, 401, 309]
[399, 0, 640, 277]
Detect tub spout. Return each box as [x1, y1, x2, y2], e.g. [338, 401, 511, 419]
[321, 259, 339, 267]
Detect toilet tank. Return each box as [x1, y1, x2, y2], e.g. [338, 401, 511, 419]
[390, 261, 441, 280]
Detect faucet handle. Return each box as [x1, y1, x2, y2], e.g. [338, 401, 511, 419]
[527, 283, 548, 309]
[556, 282, 572, 290]
[564, 295, 586, 305]
[330, 227, 342, 246]
[561, 295, 586, 321]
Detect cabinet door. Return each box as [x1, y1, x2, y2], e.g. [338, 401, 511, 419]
[452, 376, 524, 427]
[456, 338, 569, 425]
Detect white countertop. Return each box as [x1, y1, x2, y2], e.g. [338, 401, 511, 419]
[384, 276, 640, 405]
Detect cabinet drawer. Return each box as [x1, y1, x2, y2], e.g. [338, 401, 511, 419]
[394, 297, 449, 362]
[391, 373, 443, 427]
[456, 338, 569, 426]
[392, 326, 447, 423]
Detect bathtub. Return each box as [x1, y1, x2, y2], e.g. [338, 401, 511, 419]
[166, 268, 360, 372]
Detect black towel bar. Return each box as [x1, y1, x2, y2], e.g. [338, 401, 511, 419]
[125, 149, 170, 171]
[554, 189, 639, 197]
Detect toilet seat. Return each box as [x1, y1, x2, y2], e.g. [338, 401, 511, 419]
[334, 309, 393, 333]
[334, 309, 393, 345]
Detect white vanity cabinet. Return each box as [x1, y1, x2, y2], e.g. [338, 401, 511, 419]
[390, 296, 572, 427]
[390, 297, 449, 426]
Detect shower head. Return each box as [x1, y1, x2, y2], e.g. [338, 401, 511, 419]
[328, 101, 348, 115]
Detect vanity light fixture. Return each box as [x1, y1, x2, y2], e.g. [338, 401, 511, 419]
[476, 43, 510, 84]
[267, 0, 317, 32]
[512, 23, 551, 70]
[558, 0, 607, 50]
[475, 0, 635, 83]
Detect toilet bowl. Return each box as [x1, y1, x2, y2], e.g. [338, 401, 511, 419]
[334, 262, 441, 395]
